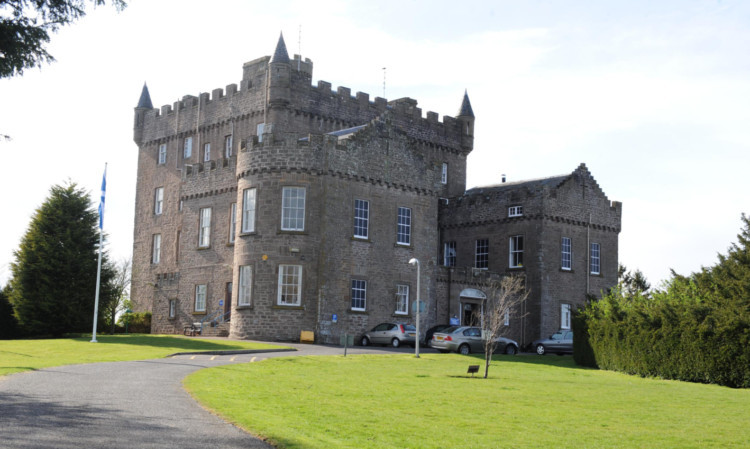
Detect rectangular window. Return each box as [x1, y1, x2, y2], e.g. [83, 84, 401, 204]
[590, 243, 601, 275]
[241, 188, 256, 233]
[441, 162, 448, 184]
[561, 303, 572, 330]
[561, 237, 572, 271]
[510, 235, 524, 268]
[351, 279, 366, 311]
[443, 241, 456, 267]
[152, 234, 161, 264]
[281, 187, 306, 231]
[229, 203, 237, 243]
[504, 309, 510, 326]
[154, 187, 164, 215]
[158, 144, 167, 165]
[508, 205, 523, 217]
[395, 284, 409, 315]
[257, 123, 265, 142]
[396, 207, 411, 245]
[203, 143, 211, 162]
[175, 230, 180, 261]
[475, 239, 489, 269]
[278, 265, 302, 306]
[199, 207, 211, 248]
[169, 299, 176, 318]
[353, 199, 369, 239]
[224, 135, 233, 157]
[184, 136, 193, 158]
[195, 284, 207, 312]
[238, 265, 252, 306]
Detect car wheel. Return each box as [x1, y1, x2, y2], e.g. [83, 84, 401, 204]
[505, 344, 518, 355]
[459, 344, 471, 355]
[391, 338, 401, 348]
[536, 344, 546, 355]
[361, 336, 370, 346]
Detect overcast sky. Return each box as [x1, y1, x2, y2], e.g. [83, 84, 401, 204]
[1, 0, 748, 289]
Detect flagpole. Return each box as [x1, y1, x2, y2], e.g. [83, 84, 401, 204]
[91, 163, 107, 343]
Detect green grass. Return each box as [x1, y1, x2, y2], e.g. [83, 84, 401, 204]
[0, 334, 286, 376]
[185, 354, 750, 449]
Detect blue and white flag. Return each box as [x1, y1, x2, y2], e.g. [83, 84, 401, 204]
[98, 165, 107, 230]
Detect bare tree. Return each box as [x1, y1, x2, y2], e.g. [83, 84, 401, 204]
[103, 257, 131, 334]
[482, 275, 529, 379]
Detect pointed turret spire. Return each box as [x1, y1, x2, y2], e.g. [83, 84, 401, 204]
[270, 32, 290, 64]
[458, 89, 474, 118]
[136, 82, 153, 109]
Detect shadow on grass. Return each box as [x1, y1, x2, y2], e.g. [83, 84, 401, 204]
[458, 352, 594, 372]
[67, 334, 282, 352]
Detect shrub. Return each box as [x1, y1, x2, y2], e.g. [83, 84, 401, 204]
[117, 311, 151, 333]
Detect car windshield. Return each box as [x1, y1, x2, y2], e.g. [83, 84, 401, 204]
[439, 326, 460, 334]
[402, 325, 416, 331]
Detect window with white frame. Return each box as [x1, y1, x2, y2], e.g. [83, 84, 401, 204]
[241, 188, 256, 233]
[441, 162, 448, 184]
[169, 299, 176, 318]
[475, 239, 489, 269]
[257, 123, 265, 142]
[228, 203, 236, 243]
[238, 265, 252, 306]
[224, 135, 233, 157]
[396, 284, 409, 315]
[561, 237, 572, 271]
[510, 235, 524, 268]
[396, 207, 411, 245]
[199, 208, 211, 248]
[281, 187, 305, 231]
[351, 279, 366, 311]
[195, 284, 207, 312]
[154, 187, 164, 215]
[184, 136, 193, 158]
[203, 143, 210, 162]
[443, 241, 456, 267]
[152, 234, 161, 264]
[590, 243, 601, 275]
[277, 265, 302, 306]
[561, 303, 571, 329]
[158, 144, 167, 165]
[508, 205, 523, 217]
[354, 199, 369, 239]
[504, 309, 510, 326]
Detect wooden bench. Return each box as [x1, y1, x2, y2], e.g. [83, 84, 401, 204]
[183, 323, 202, 336]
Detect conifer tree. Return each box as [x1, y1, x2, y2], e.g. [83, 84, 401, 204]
[0, 285, 19, 339]
[9, 182, 115, 336]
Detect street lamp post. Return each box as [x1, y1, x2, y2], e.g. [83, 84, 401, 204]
[408, 258, 420, 358]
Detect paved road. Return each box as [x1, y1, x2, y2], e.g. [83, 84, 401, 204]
[0, 342, 421, 449]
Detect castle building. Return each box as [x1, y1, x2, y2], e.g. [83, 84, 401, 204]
[131, 34, 621, 347]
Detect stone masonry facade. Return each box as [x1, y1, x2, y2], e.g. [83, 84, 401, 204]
[131, 34, 621, 347]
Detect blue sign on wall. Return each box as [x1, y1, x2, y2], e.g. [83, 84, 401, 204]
[332, 314, 338, 323]
[219, 300, 224, 306]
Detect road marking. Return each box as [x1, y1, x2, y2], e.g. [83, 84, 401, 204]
[250, 356, 257, 362]
[230, 356, 237, 362]
[210, 355, 217, 361]
[190, 355, 196, 360]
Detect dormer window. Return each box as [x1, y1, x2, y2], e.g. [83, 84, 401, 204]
[508, 205, 523, 217]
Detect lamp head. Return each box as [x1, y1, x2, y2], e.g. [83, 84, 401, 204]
[409, 258, 418, 266]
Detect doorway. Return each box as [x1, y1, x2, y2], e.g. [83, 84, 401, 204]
[224, 282, 232, 322]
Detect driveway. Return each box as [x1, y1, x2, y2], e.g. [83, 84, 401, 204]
[0, 342, 419, 449]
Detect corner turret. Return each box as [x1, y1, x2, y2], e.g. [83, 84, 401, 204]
[267, 32, 292, 136]
[134, 82, 153, 144]
[456, 90, 474, 152]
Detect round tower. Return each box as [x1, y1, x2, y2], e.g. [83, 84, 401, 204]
[133, 82, 153, 145]
[266, 32, 292, 134]
[457, 90, 475, 152]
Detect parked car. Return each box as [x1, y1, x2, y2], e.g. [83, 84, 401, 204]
[360, 323, 416, 348]
[423, 324, 452, 347]
[431, 326, 519, 355]
[532, 330, 573, 355]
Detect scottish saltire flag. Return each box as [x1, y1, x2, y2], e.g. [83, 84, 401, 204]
[98, 166, 107, 230]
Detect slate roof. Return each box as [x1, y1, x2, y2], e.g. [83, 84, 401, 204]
[137, 83, 153, 109]
[270, 32, 290, 64]
[466, 174, 569, 195]
[458, 90, 474, 117]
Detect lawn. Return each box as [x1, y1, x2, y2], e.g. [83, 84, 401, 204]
[185, 354, 750, 449]
[0, 334, 286, 376]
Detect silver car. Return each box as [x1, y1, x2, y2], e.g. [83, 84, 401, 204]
[360, 322, 416, 348]
[532, 330, 573, 355]
[431, 326, 519, 355]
